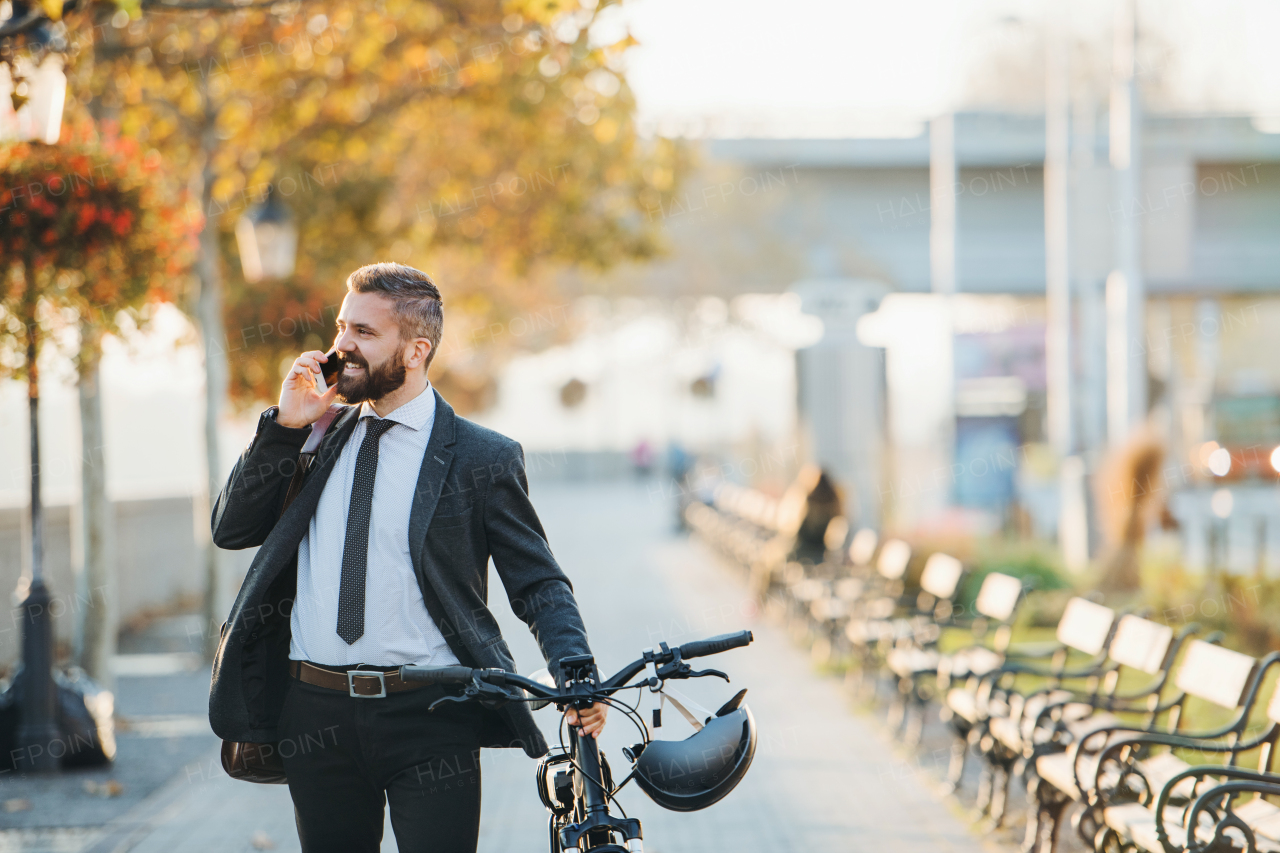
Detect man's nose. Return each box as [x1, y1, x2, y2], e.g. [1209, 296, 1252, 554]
[334, 330, 357, 352]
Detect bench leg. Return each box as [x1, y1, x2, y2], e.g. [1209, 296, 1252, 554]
[857, 647, 880, 702]
[975, 759, 995, 817]
[986, 752, 1021, 829]
[888, 676, 912, 739]
[1022, 774, 1071, 853]
[1073, 803, 1106, 851]
[905, 679, 929, 748]
[942, 726, 972, 794]
[1092, 825, 1129, 853]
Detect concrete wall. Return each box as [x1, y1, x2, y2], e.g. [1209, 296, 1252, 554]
[0, 497, 255, 669]
[0, 457, 646, 669]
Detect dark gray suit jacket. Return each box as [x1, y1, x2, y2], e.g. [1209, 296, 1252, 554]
[207, 389, 592, 758]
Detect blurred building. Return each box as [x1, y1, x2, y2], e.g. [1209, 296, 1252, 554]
[670, 111, 1280, 569]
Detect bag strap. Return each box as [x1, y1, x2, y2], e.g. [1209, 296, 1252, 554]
[280, 405, 345, 516]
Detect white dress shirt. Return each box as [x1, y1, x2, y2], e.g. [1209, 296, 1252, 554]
[290, 383, 462, 667]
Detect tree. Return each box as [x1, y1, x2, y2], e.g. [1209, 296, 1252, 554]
[75, 0, 683, 649]
[0, 125, 196, 682]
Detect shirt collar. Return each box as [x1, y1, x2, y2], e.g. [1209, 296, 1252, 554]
[358, 382, 435, 432]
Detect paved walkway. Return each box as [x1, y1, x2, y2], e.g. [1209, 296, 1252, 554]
[6, 479, 992, 853]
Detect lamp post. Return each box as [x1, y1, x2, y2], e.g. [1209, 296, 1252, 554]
[0, 2, 67, 145]
[1, 0, 67, 774]
[235, 184, 298, 282]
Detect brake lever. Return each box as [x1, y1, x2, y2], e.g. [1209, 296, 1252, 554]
[428, 678, 516, 712]
[427, 693, 470, 712]
[688, 667, 730, 683]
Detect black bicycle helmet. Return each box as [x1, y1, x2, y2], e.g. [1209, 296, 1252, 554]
[630, 692, 757, 812]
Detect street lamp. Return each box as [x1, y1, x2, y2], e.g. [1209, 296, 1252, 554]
[235, 185, 298, 282]
[1, 0, 67, 774]
[0, 2, 67, 145]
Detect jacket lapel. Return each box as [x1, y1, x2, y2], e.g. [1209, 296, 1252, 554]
[277, 405, 361, 531]
[408, 388, 458, 545]
[407, 391, 476, 665]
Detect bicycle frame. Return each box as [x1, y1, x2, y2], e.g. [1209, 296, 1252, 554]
[555, 715, 643, 852]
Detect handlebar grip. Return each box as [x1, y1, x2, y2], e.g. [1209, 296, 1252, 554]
[678, 630, 754, 661]
[399, 665, 474, 685]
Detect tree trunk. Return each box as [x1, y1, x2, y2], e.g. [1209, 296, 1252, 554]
[195, 110, 228, 661]
[75, 326, 116, 687]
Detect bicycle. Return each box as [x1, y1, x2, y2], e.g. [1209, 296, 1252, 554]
[400, 629, 758, 853]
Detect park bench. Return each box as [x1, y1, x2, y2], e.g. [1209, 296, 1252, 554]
[1033, 640, 1265, 853]
[1138, 678, 1280, 853]
[1089, 648, 1280, 853]
[782, 527, 876, 645]
[928, 579, 1090, 797]
[832, 538, 913, 696]
[879, 570, 1025, 776]
[868, 551, 967, 740]
[958, 597, 1123, 827]
[1006, 614, 1196, 852]
[683, 484, 794, 591]
[798, 527, 881, 631]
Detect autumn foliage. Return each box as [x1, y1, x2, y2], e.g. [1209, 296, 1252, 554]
[76, 0, 685, 406]
[0, 125, 198, 364]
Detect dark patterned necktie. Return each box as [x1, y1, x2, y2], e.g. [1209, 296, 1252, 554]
[336, 417, 396, 645]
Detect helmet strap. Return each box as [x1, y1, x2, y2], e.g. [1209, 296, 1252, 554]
[658, 685, 712, 732]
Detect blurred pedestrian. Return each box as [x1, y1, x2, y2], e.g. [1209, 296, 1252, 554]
[785, 465, 845, 565]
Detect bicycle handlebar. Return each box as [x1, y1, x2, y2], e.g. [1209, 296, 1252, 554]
[399, 629, 754, 697]
[402, 664, 474, 685]
[678, 629, 753, 661]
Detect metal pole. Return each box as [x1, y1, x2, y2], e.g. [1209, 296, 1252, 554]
[1045, 0, 1090, 572]
[929, 114, 958, 516]
[930, 114, 957, 298]
[1107, 0, 1145, 444]
[16, 311, 61, 773]
[1045, 3, 1073, 460]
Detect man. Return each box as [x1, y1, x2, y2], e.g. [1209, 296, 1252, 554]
[209, 263, 606, 853]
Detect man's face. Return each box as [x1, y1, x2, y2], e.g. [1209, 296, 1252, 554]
[332, 291, 409, 404]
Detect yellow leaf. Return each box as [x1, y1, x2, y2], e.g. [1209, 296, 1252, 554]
[39, 0, 62, 21]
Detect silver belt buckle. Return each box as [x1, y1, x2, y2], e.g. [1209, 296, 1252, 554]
[347, 670, 387, 699]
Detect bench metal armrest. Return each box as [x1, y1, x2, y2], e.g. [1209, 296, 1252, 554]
[1165, 770, 1280, 853]
[1076, 727, 1245, 806]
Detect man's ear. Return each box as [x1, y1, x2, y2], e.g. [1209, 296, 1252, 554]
[405, 338, 432, 370]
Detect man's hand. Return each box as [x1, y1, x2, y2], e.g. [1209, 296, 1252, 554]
[278, 350, 339, 429]
[565, 702, 608, 739]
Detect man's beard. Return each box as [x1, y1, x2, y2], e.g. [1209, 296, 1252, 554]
[334, 350, 408, 404]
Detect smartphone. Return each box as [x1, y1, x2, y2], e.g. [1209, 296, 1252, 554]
[312, 349, 342, 392]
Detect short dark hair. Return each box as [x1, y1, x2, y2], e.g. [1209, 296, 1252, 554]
[346, 263, 444, 368]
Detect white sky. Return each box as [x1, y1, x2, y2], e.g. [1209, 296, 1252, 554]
[615, 0, 1280, 137]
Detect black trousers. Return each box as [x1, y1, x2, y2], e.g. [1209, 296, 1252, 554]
[277, 671, 483, 853]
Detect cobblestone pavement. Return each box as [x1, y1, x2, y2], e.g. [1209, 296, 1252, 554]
[3, 479, 996, 853]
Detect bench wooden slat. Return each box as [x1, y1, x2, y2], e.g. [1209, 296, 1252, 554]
[1236, 798, 1280, 844]
[1268, 676, 1280, 725]
[920, 553, 963, 600]
[1174, 640, 1256, 708]
[974, 572, 1022, 621]
[877, 539, 912, 580]
[1109, 615, 1174, 675]
[848, 528, 878, 566]
[1055, 597, 1116, 655]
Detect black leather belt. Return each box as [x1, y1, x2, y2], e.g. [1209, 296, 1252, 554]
[289, 660, 430, 698]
